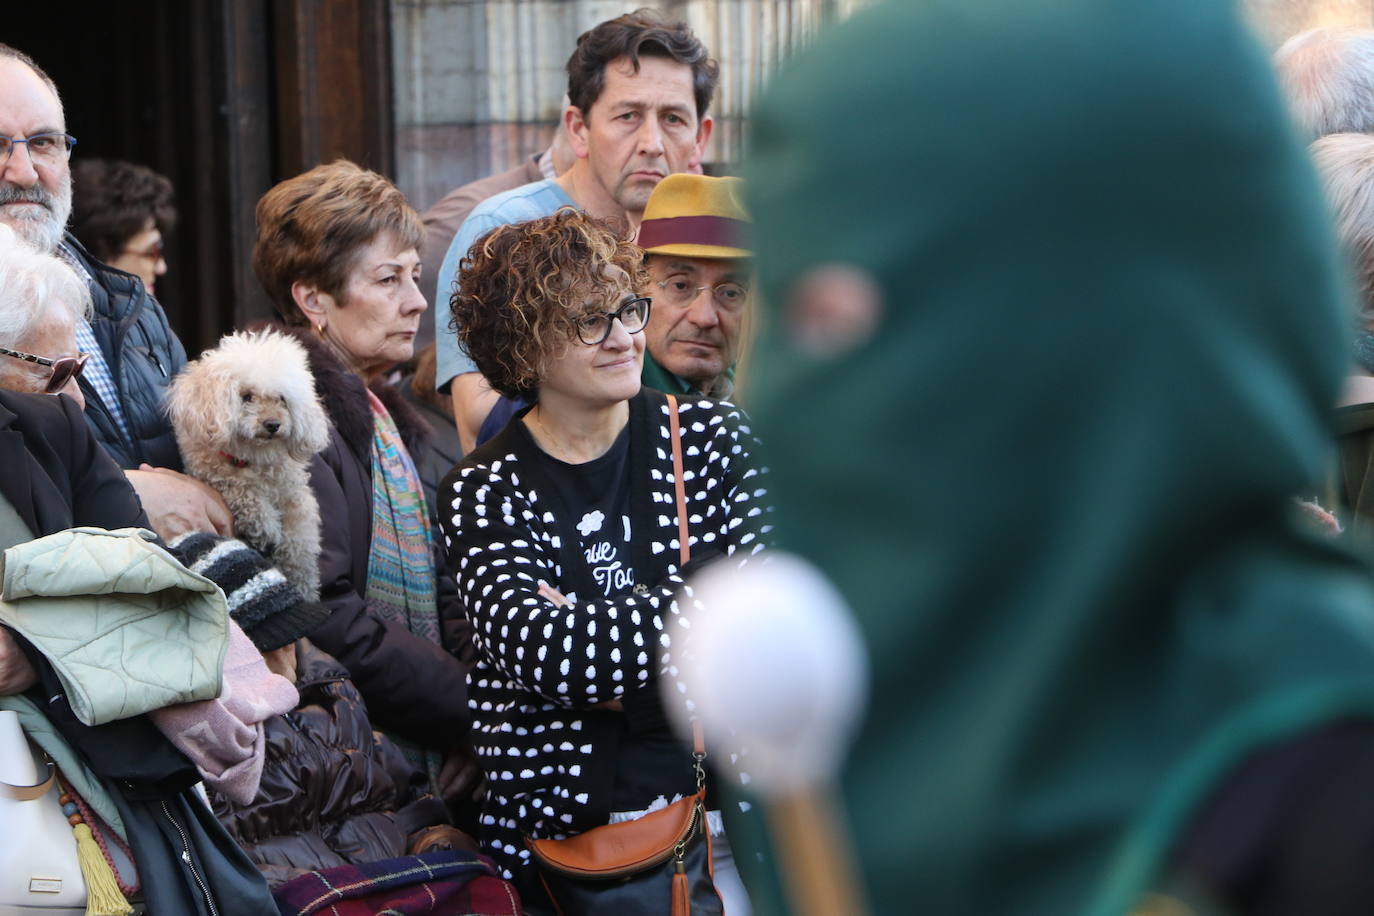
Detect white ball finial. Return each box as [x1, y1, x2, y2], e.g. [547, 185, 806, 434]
[668, 551, 869, 795]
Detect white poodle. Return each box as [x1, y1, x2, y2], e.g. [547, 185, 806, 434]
[166, 329, 330, 600]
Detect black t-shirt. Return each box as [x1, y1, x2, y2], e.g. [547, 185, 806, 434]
[541, 425, 636, 600]
[540, 424, 698, 810]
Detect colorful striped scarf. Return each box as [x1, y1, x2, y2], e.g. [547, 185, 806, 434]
[365, 389, 438, 641]
[365, 390, 443, 787]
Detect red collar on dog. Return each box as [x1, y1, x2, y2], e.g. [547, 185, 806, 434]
[219, 451, 251, 468]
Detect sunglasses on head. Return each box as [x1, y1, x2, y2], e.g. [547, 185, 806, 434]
[0, 346, 89, 393]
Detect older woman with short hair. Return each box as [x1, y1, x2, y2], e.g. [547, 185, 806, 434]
[252, 160, 474, 803]
[0, 222, 278, 914]
[0, 224, 90, 407]
[441, 208, 770, 910]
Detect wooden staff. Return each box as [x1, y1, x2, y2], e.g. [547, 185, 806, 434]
[671, 553, 871, 916]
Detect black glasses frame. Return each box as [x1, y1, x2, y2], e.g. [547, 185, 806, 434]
[0, 346, 89, 393]
[575, 296, 653, 346]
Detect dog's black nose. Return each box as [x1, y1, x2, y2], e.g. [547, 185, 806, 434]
[263, 419, 281, 435]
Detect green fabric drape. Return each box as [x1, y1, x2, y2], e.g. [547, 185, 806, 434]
[744, 1, 1374, 914]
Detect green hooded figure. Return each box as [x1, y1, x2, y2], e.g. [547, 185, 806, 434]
[744, 0, 1374, 913]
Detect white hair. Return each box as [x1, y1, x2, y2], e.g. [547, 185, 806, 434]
[1312, 132, 1374, 324]
[1275, 28, 1374, 140]
[0, 222, 91, 346]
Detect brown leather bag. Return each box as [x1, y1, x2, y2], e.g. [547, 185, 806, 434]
[523, 394, 724, 916]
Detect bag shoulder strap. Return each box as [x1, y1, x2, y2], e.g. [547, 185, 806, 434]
[665, 394, 690, 567]
[666, 395, 708, 767]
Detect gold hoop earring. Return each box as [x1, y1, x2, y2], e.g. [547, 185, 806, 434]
[314, 322, 325, 335]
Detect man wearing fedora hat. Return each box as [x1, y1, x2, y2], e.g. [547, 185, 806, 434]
[638, 172, 750, 398]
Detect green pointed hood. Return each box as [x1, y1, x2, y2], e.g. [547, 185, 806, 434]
[745, 0, 1374, 913]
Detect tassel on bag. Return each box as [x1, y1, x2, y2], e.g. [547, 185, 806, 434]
[60, 789, 133, 916]
[672, 862, 690, 916]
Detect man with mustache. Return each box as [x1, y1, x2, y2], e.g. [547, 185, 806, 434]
[0, 44, 231, 539]
[433, 10, 717, 451]
[637, 173, 750, 399]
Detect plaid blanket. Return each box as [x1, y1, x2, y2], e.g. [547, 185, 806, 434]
[273, 851, 521, 916]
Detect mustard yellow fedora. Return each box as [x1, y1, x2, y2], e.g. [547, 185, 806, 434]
[637, 174, 751, 259]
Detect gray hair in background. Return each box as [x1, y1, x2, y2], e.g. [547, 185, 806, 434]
[1312, 132, 1374, 325]
[1275, 28, 1374, 140]
[0, 223, 91, 345]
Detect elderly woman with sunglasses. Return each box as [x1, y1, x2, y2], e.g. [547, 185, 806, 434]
[440, 208, 771, 911]
[0, 223, 284, 913]
[0, 225, 89, 405]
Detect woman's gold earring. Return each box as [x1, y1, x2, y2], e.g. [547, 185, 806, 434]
[315, 322, 325, 335]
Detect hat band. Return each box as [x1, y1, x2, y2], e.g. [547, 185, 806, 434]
[638, 215, 748, 252]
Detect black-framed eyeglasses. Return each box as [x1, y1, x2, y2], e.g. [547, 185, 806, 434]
[0, 346, 89, 393]
[575, 296, 652, 346]
[655, 278, 748, 311]
[0, 133, 77, 166]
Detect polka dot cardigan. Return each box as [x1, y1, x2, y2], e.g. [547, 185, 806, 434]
[438, 389, 773, 879]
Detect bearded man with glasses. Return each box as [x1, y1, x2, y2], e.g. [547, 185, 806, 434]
[637, 173, 751, 399]
[0, 44, 231, 542]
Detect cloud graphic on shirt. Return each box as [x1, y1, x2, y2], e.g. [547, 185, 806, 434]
[577, 510, 605, 537]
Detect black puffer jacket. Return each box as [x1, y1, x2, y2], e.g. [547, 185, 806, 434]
[211, 640, 451, 887]
[64, 234, 187, 470]
[273, 324, 471, 747]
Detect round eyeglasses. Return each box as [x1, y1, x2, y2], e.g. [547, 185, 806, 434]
[0, 346, 89, 393]
[0, 133, 77, 167]
[655, 278, 748, 311]
[575, 296, 652, 346]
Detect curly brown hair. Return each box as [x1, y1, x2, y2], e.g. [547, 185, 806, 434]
[253, 160, 423, 326]
[452, 208, 649, 401]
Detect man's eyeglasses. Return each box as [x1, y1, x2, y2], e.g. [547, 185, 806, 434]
[575, 296, 652, 346]
[656, 278, 748, 312]
[122, 240, 164, 261]
[0, 346, 89, 393]
[0, 133, 77, 167]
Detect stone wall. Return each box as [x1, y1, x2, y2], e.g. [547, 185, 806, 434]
[391, 0, 870, 209]
[393, 1, 1370, 210]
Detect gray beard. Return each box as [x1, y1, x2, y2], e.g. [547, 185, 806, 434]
[0, 176, 72, 253]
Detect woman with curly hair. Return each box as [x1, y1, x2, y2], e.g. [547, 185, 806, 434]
[441, 208, 770, 911]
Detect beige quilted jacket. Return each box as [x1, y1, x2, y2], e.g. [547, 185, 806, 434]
[0, 527, 227, 726]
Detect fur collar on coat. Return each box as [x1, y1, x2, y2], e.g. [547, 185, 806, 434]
[262, 322, 431, 462]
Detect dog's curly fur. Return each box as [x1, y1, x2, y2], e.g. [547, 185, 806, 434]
[167, 329, 330, 599]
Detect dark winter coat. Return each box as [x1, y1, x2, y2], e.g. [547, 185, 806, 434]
[211, 640, 451, 887]
[278, 325, 471, 747]
[0, 389, 147, 533]
[63, 234, 187, 471]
